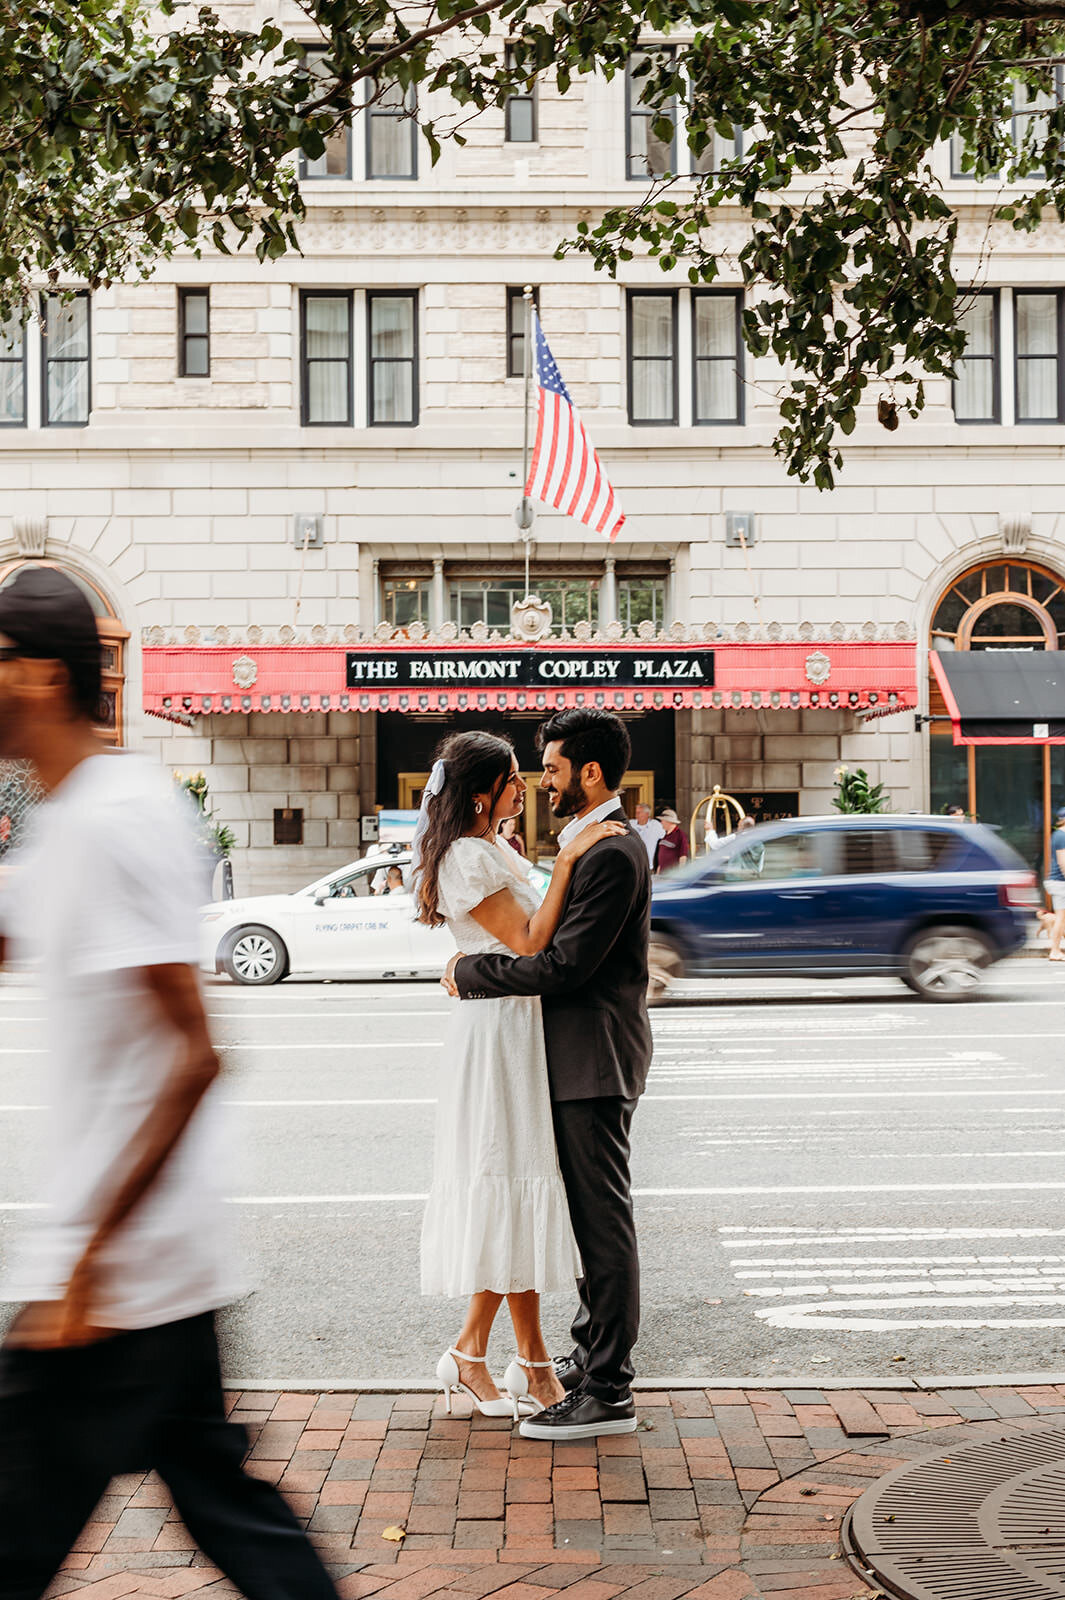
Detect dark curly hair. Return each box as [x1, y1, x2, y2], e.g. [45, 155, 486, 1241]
[414, 730, 515, 928]
[535, 708, 631, 790]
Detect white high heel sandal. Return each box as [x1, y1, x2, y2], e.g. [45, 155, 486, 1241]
[502, 1355, 556, 1417]
[436, 1347, 526, 1419]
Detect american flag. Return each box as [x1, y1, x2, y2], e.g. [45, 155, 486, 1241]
[525, 312, 625, 541]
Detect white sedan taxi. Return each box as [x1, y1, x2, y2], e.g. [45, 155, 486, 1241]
[200, 849, 551, 985]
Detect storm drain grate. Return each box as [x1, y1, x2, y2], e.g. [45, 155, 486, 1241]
[843, 1425, 1065, 1599]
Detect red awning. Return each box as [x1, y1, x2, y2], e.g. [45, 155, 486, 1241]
[143, 641, 917, 718]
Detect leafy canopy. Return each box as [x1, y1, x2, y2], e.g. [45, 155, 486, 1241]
[6, 0, 1065, 484]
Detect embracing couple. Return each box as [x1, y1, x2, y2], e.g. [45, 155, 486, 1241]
[412, 709, 652, 1441]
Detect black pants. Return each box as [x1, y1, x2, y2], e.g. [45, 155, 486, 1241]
[0, 1311, 338, 1600]
[551, 1095, 640, 1404]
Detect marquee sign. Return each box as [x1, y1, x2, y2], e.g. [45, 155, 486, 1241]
[345, 648, 716, 690]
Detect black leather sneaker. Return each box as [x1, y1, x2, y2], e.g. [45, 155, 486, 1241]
[519, 1387, 637, 1440]
[553, 1356, 584, 1393]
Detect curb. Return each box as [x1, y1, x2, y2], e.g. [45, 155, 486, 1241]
[221, 1369, 1065, 1393]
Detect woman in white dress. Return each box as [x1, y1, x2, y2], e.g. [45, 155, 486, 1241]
[414, 730, 625, 1417]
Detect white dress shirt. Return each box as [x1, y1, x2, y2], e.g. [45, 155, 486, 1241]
[557, 794, 624, 850]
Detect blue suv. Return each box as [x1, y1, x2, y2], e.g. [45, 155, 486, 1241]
[648, 814, 1037, 1002]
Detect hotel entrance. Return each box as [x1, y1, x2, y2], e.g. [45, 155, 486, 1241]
[397, 769, 656, 858]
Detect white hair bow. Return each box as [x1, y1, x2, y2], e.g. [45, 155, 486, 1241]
[411, 758, 447, 871]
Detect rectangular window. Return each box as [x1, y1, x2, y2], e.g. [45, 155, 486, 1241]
[953, 291, 999, 424]
[300, 291, 353, 426]
[1016, 290, 1063, 422]
[626, 49, 676, 179]
[506, 286, 539, 378]
[178, 288, 210, 377]
[0, 314, 26, 427]
[449, 575, 598, 636]
[383, 578, 431, 628]
[298, 49, 352, 179]
[692, 290, 743, 423]
[41, 293, 90, 427]
[367, 80, 417, 179]
[627, 291, 677, 424]
[368, 292, 417, 425]
[691, 126, 743, 177]
[617, 576, 666, 631]
[1012, 72, 1062, 176]
[505, 45, 537, 142]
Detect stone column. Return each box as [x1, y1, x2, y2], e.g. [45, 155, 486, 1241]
[372, 558, 381, 627]
[599, 555, 617, 629]
[431, 557, 446, 630]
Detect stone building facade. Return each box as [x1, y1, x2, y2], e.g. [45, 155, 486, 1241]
[2, 20, 1064, 889]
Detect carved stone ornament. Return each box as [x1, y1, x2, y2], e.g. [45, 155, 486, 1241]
[804, 650, 832, 686]
[999, 512, 1031, 556]
[231, 655, 258, 691]
[510, 595, 553, 641]
[13, 517, 47, 558]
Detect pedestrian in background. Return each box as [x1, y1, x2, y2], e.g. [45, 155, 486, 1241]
[654, 807, 689, 872]
[1040, 804, 1065, 963]
[500, 813, 527, 857]
[0, 568, 338, 1600]
[632, 802, 664, 870]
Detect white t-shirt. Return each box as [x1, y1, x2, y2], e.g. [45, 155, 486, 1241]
[632, 817, 665, 868]
[0, 753, 243, 1328]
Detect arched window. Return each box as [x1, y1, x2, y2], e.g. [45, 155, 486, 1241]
[928, 558, 1065, 871]
[0, 559, 128, 746]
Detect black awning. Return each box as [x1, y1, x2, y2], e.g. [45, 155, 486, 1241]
[930, 649, 1065, 744]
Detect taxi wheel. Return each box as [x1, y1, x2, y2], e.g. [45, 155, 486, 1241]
[647, 936, 685, 1006]
[901, 924, 992, 1002]
[223, 925, 289, 986]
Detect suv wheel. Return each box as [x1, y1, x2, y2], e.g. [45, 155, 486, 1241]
[223, 925, 288, 986]
[901, 925, 992, 1002]
[648, 936, 685, 1005]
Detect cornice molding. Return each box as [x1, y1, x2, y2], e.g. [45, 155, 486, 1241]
[142, 619, 917, 648]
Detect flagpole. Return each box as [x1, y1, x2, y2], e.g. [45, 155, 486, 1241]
[520, 284, 534, 599]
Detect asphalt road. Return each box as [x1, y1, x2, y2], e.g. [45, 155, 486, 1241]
[3, 962, 1065, 1387]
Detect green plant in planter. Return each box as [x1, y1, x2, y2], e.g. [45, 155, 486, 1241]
[174, 770, 235, 859]
[832, 765, 889, 815]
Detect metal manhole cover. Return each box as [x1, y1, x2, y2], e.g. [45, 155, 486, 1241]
[844, 1425, 1065, 1598]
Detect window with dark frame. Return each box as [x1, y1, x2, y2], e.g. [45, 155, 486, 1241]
[298, 48, 352, 179]
[368, 292, 417, 425]
[178, 289, 210, 377]
[367, 79, 417, 179]
[626, 49, 677, 179]
[504, 45, 537, 142]
[506, 286, 539, 378]
[300, 290, 353, 426]
[953, 291, 1000, 424]
[273, 808, 304, 846]
[0, 314, 26, 427]
[951, 69, 1065, 179]
[383, 578, 431, 628]
[1016, 290, 1064, 422]
[617, 576, 666, 630]
[692, 290, 743, 423]
[41, 292, 90, 428]
[627, 291, 677, 424]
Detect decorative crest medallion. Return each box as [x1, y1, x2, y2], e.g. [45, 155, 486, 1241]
[804, 649, 831, 686]
[510, 595, 554, 641]
[232, 655, 258, 690]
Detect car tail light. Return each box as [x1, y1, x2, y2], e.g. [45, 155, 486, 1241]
[1000, 874, 1040, 908]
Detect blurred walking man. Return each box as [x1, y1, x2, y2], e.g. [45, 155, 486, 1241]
[0, 567, 338, 1599]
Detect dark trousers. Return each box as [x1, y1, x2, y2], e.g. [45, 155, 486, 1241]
[0, 1310, 338, 1600]
[551, 1095, 640, 1404]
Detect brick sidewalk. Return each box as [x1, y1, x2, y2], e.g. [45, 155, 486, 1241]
[44, 1381, 1065, 1600]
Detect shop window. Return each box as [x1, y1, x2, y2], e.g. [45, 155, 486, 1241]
[617, 576, 666, 630]
[627, 291, 677, 424]
[1016, 290, 1064, 421]
[41, 292, 90, 427]
[300, 291, 353, 426]
[367, 79, 417, 179]
[274, 808, 304, 845]
[692, 291, 743, 424]
[505, 46, 537, 142]
[953, 291, 999, 423]
[506, 286, 539, 378]
[368, 292, 417, 425]
[298, 48, 352, 179]
[0, 314, 25, 427]
[384, 578, 431, 628]
[178, 289, 210, 377]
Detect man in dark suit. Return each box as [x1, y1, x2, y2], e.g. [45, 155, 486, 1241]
[444, 709, 652, 1441]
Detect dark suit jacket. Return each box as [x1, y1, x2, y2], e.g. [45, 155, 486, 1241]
[453, 806, 653, 1103]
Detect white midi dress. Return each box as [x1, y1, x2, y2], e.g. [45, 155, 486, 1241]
[420, 835, 581, 1297]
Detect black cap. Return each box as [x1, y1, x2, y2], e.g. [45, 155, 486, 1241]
[0, 566, 102, 719]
